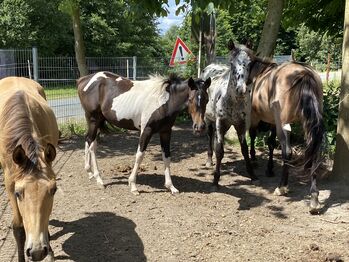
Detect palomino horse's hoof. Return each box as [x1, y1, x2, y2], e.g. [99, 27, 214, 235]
[274, 186, 289, 196]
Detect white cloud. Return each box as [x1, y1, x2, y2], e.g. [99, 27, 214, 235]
[157, 0, 186, 35]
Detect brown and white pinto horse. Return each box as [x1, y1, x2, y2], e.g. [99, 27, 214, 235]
[0, 77, 59, 261]
[228, 42, 324, 213]
[78, 72, 211, 195]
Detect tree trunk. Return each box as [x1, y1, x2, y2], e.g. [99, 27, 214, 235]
[256, 0, 284, 58]
[72, 6, 88, 77]
[332, 0, 349, 184]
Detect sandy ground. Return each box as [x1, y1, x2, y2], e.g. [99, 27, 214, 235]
[1, 122, 348, 262]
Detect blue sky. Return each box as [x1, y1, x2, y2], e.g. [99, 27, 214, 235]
[157, 0, 186, 35]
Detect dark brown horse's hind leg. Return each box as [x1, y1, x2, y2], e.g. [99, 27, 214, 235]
[206, 122, 214, 167]
[309, 173, 320, 214]
[249, 126, 257, 161]
[13, 225, 25, 262]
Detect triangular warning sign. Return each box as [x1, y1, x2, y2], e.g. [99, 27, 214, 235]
[169, 37, 194, 67]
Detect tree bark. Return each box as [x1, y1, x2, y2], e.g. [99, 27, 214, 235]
[332, 0, 349, 184]
[256, 0, 284, 58]
[72, 6, 88, 77]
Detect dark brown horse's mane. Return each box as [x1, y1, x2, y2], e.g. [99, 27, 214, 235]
[162, 73, 186, 93]
[0, 91, 39, 174]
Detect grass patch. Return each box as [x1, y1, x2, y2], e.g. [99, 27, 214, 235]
[44, 86, 77, 100]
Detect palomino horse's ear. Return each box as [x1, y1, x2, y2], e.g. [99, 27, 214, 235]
[13, 145, 27, 166]
[227, 40, 235, 51]
[45, 143, 56, 163]
[204, 77, 211, 90]
[188, 77, 197, 90]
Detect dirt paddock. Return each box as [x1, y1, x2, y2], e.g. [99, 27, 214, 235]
[1, 122, 348, 261]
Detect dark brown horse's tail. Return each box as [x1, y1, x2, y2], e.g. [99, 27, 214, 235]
[294, 71, 324, 173]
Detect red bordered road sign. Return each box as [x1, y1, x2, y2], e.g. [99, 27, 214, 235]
[169, 37, 194, 67]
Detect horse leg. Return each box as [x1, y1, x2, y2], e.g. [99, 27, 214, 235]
[85, 114, 104, 187]
[206, 122, 214, 167]
[128, 127, 152, 195]
[249, 126, 257, 161]
[13, 226, 25, 262]
[309, 173, 321, 214]
[236, 125, 259, 184]
[265, 126, 276, 177]
[212, 120, 228, 190]
[274, 124, 292, 195]
[159, 129, 179, 194]
[46, 232, 54, 262]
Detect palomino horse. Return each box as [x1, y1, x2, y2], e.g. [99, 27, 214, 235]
[0, 77, 59, 261]
[228, 42, 324, 213]
[78, 72, 211, 195]
[201, 61, 257, 190]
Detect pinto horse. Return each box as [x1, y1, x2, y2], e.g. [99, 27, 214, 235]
[78, 72, 211, 195]
[0, 77, 59, 261]
[228, 42, 324, 213]
[201, 61, 257, 190]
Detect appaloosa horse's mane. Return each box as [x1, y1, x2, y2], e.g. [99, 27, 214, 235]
[0, 90, 39, 174]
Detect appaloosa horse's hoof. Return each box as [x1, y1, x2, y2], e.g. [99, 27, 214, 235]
[274, 186, 289, 196]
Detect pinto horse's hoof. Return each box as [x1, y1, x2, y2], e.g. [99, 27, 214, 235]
[166, 184, 179, 195]
[274, 186, 289, 196]
[131, 189, 140, 196]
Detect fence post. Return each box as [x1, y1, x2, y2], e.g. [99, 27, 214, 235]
[133, 56, 137, 80]
[32, 47, 38, 82]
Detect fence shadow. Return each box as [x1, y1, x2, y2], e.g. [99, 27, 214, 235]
[50, 212, 146, 262]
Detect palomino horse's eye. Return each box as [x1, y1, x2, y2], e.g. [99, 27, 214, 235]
[14, 191, 22, 200]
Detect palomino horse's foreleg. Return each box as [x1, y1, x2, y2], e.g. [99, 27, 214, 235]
[266, 126, 276, 177]
[236, 126, 259, 184]
[13, 226, 26, 262]
[206, 122, 214, 167]
[46, 232, 55, 262]
[160, 130, 179, 194]
[128, 127, 152, 195]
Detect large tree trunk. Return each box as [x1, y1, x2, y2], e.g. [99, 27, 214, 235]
[256, 0, 284, 58]
[72, 6, 88, 77]
[332, 0, 349, 184]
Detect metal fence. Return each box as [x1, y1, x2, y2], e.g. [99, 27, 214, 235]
[0, 48, 343, 125]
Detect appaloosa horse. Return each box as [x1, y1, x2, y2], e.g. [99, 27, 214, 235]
[78, 72, 211, 195]
[228, 42, 324, 213]
[0, 77, 59, 261]
[201, 60, 257, 190]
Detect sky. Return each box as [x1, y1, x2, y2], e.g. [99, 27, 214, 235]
[157, 0, 186, 35]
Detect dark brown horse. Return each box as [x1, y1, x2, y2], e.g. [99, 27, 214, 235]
[78, 72, 211, 195]
[0, 77, 59, 261]
[228, 42, 324, 214]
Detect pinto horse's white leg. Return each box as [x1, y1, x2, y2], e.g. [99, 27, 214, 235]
[88, 140, 104, 187]
[162, 152, 179, 194]
[128, 146, 145, 195]
[84, 141, 93, 179]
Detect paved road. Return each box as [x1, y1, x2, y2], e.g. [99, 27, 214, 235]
[48, 96, 85, 123]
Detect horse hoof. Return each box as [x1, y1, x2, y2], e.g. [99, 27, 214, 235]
[88, 172, 94, 180]
[205, 161, 213, 168]
[165, 184, 179, 195]
[309, 198, 321, 215]
[274, 186, 288, 196]
[251, 179, 260, 186]
[131, 189, 140, 196]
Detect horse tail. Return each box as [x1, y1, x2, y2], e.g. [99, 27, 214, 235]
[293, 71, 324, 173]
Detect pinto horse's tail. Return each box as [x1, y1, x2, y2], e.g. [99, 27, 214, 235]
[293, 70, 324, 173]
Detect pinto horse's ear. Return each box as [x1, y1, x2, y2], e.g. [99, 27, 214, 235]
[227, 40, 235, 51]
[13, 145, 28, 166]
[188, 77, 197, 90]
[45, 143, 56, 163]
[203, 77, 211, 90]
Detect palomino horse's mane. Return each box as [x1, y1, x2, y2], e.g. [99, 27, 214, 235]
[0, 90, 39, 174]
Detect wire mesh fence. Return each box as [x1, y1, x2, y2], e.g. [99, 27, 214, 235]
[0, 48, 343, 126]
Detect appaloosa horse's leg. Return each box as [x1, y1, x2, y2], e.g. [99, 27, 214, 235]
[206, 122, 215, 167]
[128, 127, 152, 195]
[212, 119, 229, 190]
[235, 124, 259, 184]
[159, 129, 179, 194]
[265, 126, 276, 177]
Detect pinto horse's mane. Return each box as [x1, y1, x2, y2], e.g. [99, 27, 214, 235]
[0, 91, 39, 175]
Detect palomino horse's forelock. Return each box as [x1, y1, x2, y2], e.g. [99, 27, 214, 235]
[0, 91, 40, 174]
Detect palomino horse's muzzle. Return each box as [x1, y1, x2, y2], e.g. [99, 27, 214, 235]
[26, 245, 48, 261]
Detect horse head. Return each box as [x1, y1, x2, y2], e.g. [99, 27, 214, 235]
[188, 77, 211, 135]
[12, 143, 57, 261]
[227, 40, 253, 97]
